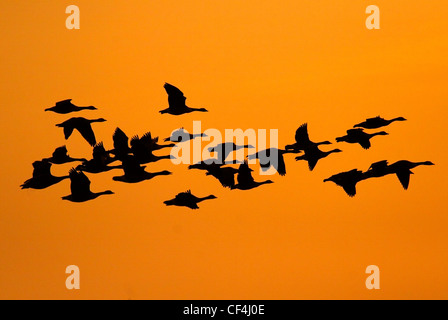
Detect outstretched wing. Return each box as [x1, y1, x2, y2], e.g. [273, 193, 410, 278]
[295, 123, 311, 144]
[77, 124, 96, 146]
[69, 168, 91, 196]
[395, 170, 411, 190]
[237, 160, 254, 185]
[359, 139, 371, 150]
[342, 183, 357, 197]
[56, 99, 72, 105]
[164, 83, 187, 110]
[113, 127, 129, 151]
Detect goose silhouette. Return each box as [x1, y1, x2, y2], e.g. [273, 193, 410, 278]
[62, 168, 114, 202]
[295, 145, 342, 171]
[21, 160, 69, 190]
[208, 142, 254, 164]
[386, 160, 434, 190]
[336, 128, 388, 150]
[164, 127, 208, 143]
[56, 117, 106, 146]
[159, 83, 208, 115]
[285, 123, 332, 152]
[231, 160, 273, 190]
[324, 169, 366, 197]
[112, 155, 172, 183]
[205, 166, 239, 188]
[354, 116, 406, 129]
[44, 146, 86, 164]
[248, 148, 300, 176]
[164, 190, 216, 209]
[45, 99, 97, 114]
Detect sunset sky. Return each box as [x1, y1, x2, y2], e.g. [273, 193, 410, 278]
[0, 1, 447, 299]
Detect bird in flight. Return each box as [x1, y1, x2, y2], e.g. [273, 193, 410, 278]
[62, 168, 114, 202]
[159, 83, 208, 115]
[45, 99, 97, 114]
[295, 145, 342, 171]
[248, 148, 300, 176]
[324, 169, 366, 197]
[285, 123, 332, 152]
[336, 128, 388, 150]
[44, 146, 86, 164]
[231, 160, 273, 190]
[56, 117, 106, 146]
[21, 160, 69, 190]
[353, 116, 406, 129]
[164, 190, 217, 209]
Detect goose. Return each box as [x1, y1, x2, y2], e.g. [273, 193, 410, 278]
[188, 158, 242, 171]
[386, 160, 434, 190]
[164, 190, 217, 209]
[295, 146, 342, 171]
[205, 166, 239, 188]
[164, 127, 208, 143]
[208, 142, 254, 164]
[112, 155, 172, 183]
[130, 134, 174, 164]
[62, 168, 114, 202]
[45, 99, 97, 114]
[324, 169, 366, 197]
[285, 123, 332, 152]
[76, 142, 121, 174]
[56, 117, 106, 146]
[44, 146, 86, 164]
[248, 148, 300, 176]
[354, 116, 406, 129]
[21, 160, 69, 189]
[231, 160, 273, 190]
[159, 83, 208, 115]
[336, 129, 388, 150]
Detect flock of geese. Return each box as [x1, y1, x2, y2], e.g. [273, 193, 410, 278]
[21, 83, 434, 209]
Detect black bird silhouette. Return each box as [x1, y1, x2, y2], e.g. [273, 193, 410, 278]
[45, 99, 97, 114]
[231, 160, 273, 190]
[295, 145, 342, 171]
[248, 148, 300, 176]
[76, 142, 121, 174]
[21, 160, 69, 189]
[62, 168, 114, 202]
[386, 160, 434, 190]
[44, 146, 86, 164]
[324, 169, 366, 197]
[159, 83, 208, 115]
[354, 116, 406, 129]
[208, 142, 254, 164]
[108, 127, 131, 161]
[285, 123, 332, 151]
[363, 160, 391, 179]
[336, 128, 388, 150]
[130, 133, 174, 164]
[164, 127, 208, 142]
[164, 190, 217, 209]
[56, 117, 106, 146]
[188, 158, 242, 171]
[112, 155, 172, 183]
[205, 166, 239, 188]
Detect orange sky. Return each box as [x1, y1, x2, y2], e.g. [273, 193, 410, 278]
[0, 1, 447, 299]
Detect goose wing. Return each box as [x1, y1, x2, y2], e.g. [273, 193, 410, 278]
[295, 123, 311, 144]
[53, 146, 68, 158]
[113, 127, 129, 151]
[237, 160, 254, 185]
[69, 168, 91, 196]
[395, 170, 411, 190]
[164, 83, 187, 110]
[56, 99, 72, 105]
[359, 138, 371, 150]
[77, 123, 96, 146]
[342, 183, 357, 197]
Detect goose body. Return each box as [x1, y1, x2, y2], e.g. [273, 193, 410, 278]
[45, 99, 97, 114]
[231, 161, 273, 190]
[56, 117, 106, 146]
[62, 168, 113, 202]
[324, 169, 366, 197]
[45, 146, 86, 164]
[130, 133, 174, 164]
[21, 160, 69, 189]
[165, 128, 207, 143]
[112, 155, 171, 183]
[295, 146, 342, 171]
[248, 148, 300, 176]
[387, 160, 434, 190]
[336, 129, 388, 150]
[208, 142, 254, 164]
[354, 116, 406, 129]
[164, 190, 216, 209]
[205, 166, 239, 188]
[159, 83, 208, 115]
